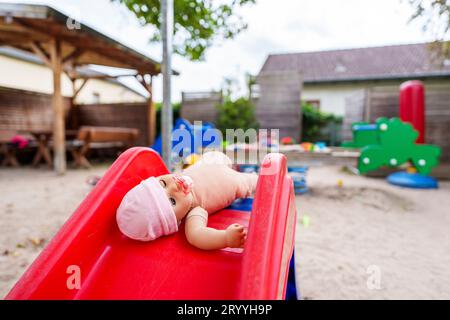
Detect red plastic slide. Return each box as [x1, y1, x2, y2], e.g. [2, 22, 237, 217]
[6, 148, 296, 300]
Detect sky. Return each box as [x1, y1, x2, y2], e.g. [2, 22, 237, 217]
[0, 0, 436, 102]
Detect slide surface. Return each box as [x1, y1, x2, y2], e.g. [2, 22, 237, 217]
[6, 148, 296, 300]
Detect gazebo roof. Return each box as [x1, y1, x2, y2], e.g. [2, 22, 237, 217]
[0, 3, 170, 174]
[0, 2, 178, 75]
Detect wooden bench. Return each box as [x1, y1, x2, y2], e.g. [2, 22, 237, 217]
[68, 126, 139, 168]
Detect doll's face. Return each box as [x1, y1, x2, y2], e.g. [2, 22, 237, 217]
[157, 174, 194, 222]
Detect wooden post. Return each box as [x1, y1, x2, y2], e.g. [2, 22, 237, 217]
[148, 76, 156, 146]
[69, 79, 77, 130]
[136, 74, 156, 146]
[68, 78, 88, 130]
[50, 39, 66, 174]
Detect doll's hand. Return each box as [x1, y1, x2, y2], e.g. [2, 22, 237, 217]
[225, 224, 247, 248]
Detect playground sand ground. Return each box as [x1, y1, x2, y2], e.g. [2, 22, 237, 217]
[1, 164, 450, 299]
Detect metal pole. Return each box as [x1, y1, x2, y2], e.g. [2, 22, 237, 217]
[161, 0, 173, 168]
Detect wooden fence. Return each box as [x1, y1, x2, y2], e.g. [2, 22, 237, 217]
[180, 91, 222, 124]
[75, 103, 149, 146]
[0, 86, 149, 146]
[0, 86, 70, 132]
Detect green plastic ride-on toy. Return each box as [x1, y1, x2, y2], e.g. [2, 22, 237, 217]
[356, 118, 441, 175]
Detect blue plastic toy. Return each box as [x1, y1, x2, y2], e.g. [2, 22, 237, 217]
[288, 166, 309, 195]
[387, 171, 438, 189]
[238, 164, 259, 174]
[151, 118, 221, 157]
[228, 198, 254, 212]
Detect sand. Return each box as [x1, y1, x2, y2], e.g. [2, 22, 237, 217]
[1, 164, 450, 299]
[295, 166, 450, 299]
[0, 165, 110, 298]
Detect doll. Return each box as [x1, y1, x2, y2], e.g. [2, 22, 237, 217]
[116, 151, 258, 250]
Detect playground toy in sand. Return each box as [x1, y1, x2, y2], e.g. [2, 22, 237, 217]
[6, 147, 297, 300]
[342, 123, 378, 149]
[288, 166, 309, 195]
[355, 117, 441, 175]
[343, 81, 441, 189]
[151, 118, 221, 158]
[298, 142, 328, 152]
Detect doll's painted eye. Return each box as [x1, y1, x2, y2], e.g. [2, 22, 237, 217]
[169, 198, 176, 206]
[159, 179, 167, 188]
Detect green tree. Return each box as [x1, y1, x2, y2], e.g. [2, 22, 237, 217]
[301, 102, 342, 144]
[406, 0, 450, 56]
[115, 0, 256, 61]
[155, 102, 181, 135]
[216, 97, 259, 141]
[245, 73, 257, 100]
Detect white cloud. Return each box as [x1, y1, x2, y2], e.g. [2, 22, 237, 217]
[0, 0, 432, 102]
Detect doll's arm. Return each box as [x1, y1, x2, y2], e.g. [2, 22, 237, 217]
[185, 207, 246, 250]
[236, 172, 259, 198]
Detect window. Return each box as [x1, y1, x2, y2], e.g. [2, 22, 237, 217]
[305, 100, 320, 109]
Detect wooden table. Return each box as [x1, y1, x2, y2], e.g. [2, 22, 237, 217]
[24, 130, 53, 168]
[20, 129, 78, 168]
[0, 130, 20, 167]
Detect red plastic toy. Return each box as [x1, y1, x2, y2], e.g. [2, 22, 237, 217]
[400, 80, 425, 143]
[6, 148, 296, 300]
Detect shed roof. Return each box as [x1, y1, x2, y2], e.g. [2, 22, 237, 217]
[260, 43, 450, 84]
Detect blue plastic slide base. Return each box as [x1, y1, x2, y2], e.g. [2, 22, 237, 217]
[227, 198, 254, 212]
[238, 165, 259, 174]
[285, 252, 298, 300]
[387, 171, 438, 189]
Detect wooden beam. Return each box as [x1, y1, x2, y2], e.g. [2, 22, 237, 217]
[72, 73, 138, 80]
[0, 32, 47, 44]
[135, 74, 152, 94]
[12, 18, 54, 43]
[8, 17, 162, 76]
[50, 38, 66, 175]
[29, 41, 51, 68]
[0, 22, 51, 40]
[68, 77, 79, 130]
[62, 48, 84, 69]
[147, 76, 156, 145]
[73, 78, 88, 100]
[137, 73, 155, 144]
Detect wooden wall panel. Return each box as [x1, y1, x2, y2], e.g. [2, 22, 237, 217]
[343, 91, 366, 142]
[255, 71, 303, 140]
[181, 91, 222, 124]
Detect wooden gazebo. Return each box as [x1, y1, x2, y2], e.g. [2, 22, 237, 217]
[0, 3, 177, 174]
